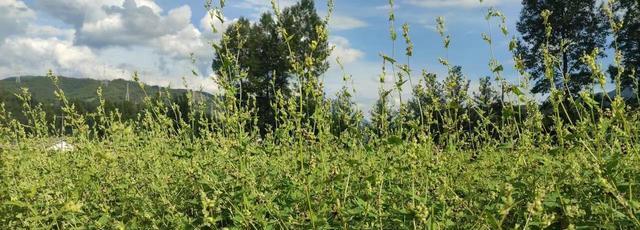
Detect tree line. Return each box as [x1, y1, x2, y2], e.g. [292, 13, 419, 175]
[1, 0, 637, 139]
[210, 0, 639, 137]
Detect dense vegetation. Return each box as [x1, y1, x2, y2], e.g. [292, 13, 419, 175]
[1, 0, 640, 228]
[0, 76, 211, 123]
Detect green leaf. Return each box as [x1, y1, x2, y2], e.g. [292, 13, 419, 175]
[493, 65, 504, 73]
[381, 89, 393, 99]
[381, 55, 397, 64]
[286, 35, 295, 42]
[509, 39, 517, 51]
[212, 60, 223, 71]
[387, 136, 403, 145]
[211, 43, 222, 51]
[511, 86, 524, 96]
[580, 92, 598, 108]
[396, 80, 408, 88]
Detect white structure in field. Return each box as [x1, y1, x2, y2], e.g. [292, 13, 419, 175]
[48, 141, 75, 152]
[16, 67, 21, 84]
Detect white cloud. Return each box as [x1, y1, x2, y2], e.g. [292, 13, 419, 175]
[233, 0, 297, 16]
[330, 15, 368, 31]
[75, 1, 192, 48]
[0, 36, 219, 93]
[133, 0, 162, 14]
[405, 0, 502, 8]
[0, 0, 36, 41]
[36, 0, 214, 75]
[374, 4, 400, 11]
[25, 25, 75, 41]
[199, 10, 236, 41]
[0, 0, 220, 93]
[34, 0, 117, 26]
[34, 0, 197, 50]
[0, 2, 92, 76]
[0, 37, 102, 78]
[330, 36, 365, 64]
[153, 24, 205, 59]
[34, 0, 161, 25]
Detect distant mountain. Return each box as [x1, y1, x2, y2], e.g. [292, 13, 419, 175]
[0, 76, 211, 105]
[593, 86, 639, 106]
[605, 87, 637, 100]
[0, 76, 213, 121]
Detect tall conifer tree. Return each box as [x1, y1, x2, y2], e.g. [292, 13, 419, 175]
[516, 0, 607, 95]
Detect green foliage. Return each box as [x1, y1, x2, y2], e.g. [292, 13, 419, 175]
[516, 0, 608, 94]
[0, 76, 206, 123]
[2, 0, 640, 229]
[212, 0, 330, 134]
[2, 125, 640, 228]
[475, 76, 499, 110]
[329, 88, 363, 137]
[606, 0, 640, 90]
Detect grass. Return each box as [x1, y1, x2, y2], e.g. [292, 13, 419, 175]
[2, 131, 639, 228]
[1, 0, 640, 229]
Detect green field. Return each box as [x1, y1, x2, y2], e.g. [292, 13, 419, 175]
[1, 0, 640, 229]
[2, 126, 639, 229]
[1, 74, 639, 229]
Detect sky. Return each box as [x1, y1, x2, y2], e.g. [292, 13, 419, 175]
[0, 0, 524, 112]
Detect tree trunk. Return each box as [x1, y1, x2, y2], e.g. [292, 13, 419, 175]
[563, 52, 568, 85]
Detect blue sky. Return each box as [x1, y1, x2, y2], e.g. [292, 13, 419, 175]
[0, 0, 524, 112]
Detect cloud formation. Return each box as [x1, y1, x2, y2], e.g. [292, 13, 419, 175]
[0, 0, 374, 97]
[232, 0, 297, 17]
[330, 15, 368, 31]
[0, 0, 220, 93]
[0, 35, 103, 78]
[330, 36, 365, 64]
[405, 0, 502, 8]
[0, 0, 35, 41]
[33, 0, 207, 59]
[77, 1, 191, 48]
[34, 0, 161, 27]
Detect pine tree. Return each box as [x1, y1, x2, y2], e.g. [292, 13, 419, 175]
[279, 0, 330, 78]
[610, 0, 640, 89]
[370, 96, 393, 136]
[330, 88, 362, 136]
[406, 71, 443, 136]
[516, 0, 608, 95]
[443, 66, 469, 110]
[407, 71, 442, 122]
[474, 76, 498, 110]
[212, 0, 329, 133]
